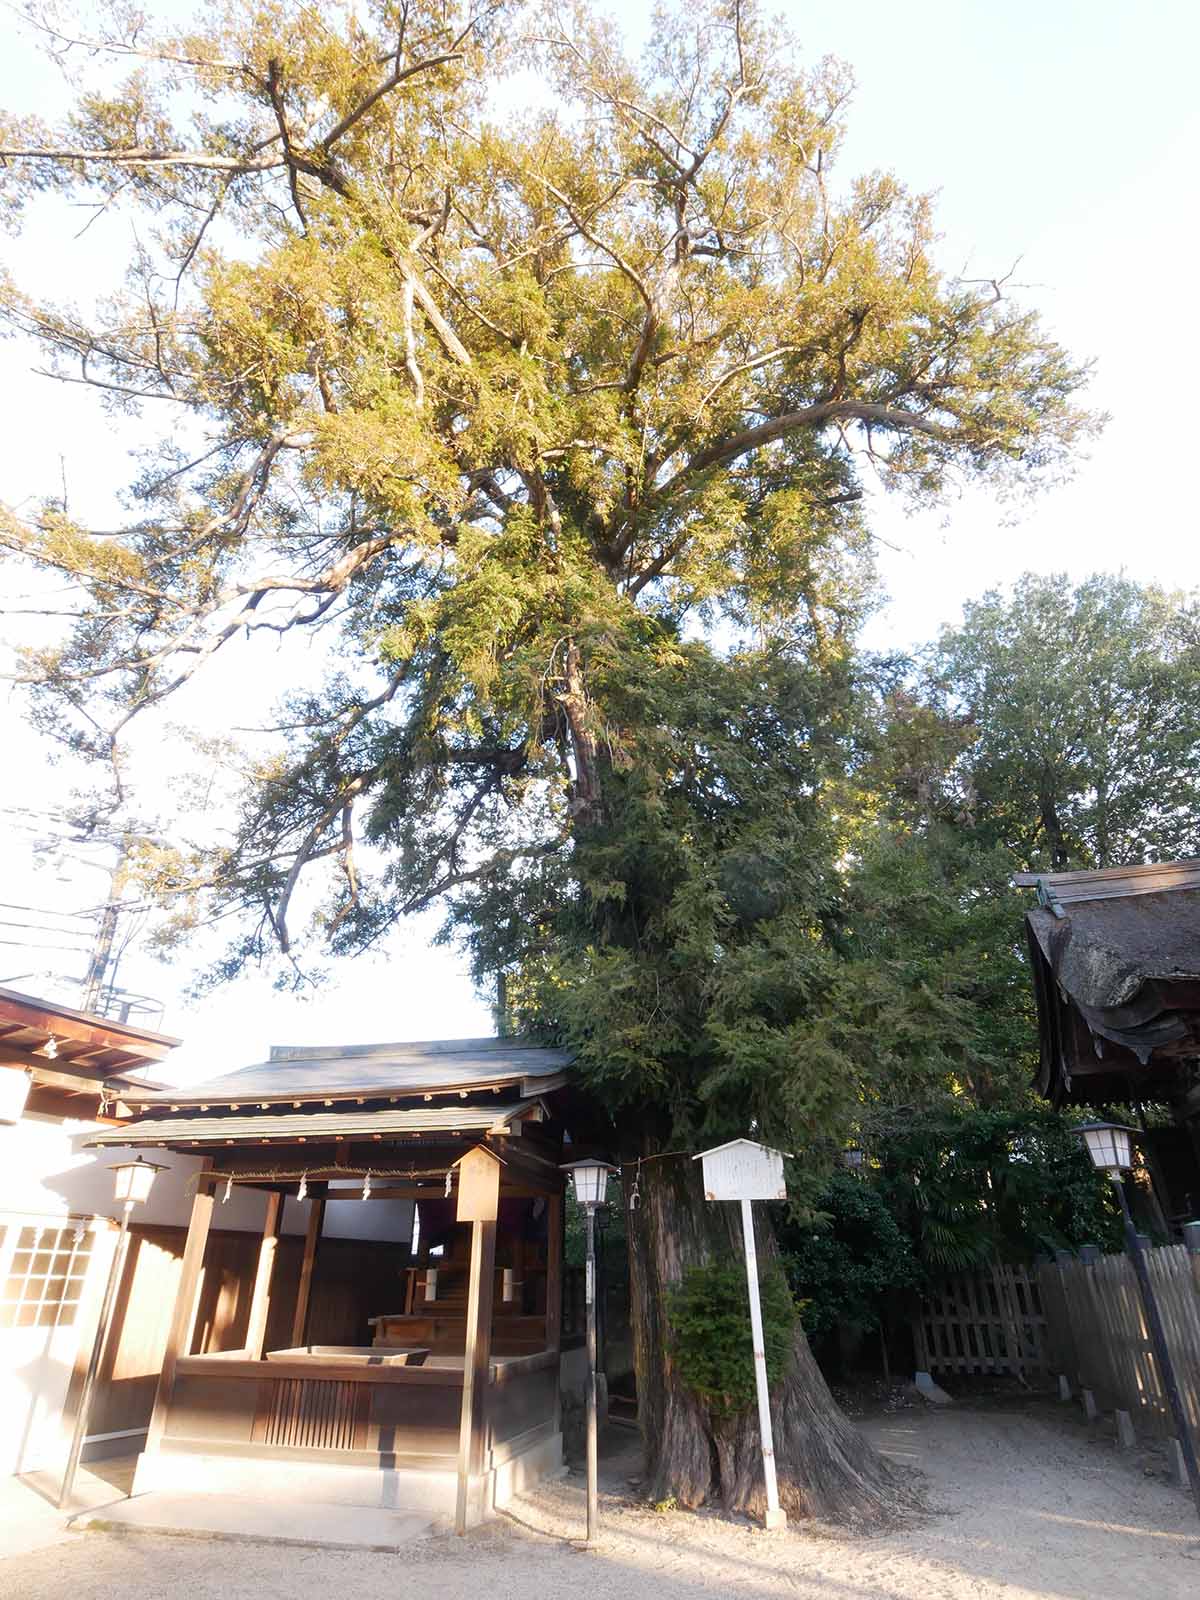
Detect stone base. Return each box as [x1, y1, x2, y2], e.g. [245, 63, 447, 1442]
[132, 1429, 563, 1530]
[75, 1493, 437, 1552]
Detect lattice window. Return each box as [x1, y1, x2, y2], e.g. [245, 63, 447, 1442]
[0, 1223, 95, 1329]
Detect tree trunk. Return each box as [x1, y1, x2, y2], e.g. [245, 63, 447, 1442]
[626, 1150, 920, 1526]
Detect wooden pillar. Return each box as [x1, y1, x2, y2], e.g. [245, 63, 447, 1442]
[453, 1145, 502, 1534]
[291, 1190, 326, 1347]
[245, 1191, 282, 1360]
[146, 1166, 214, 1452]
[455, 1216, 497, 1533]
[545, 1188, 563, 1353]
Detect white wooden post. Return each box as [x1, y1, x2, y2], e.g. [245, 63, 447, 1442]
[694, 1139, 790, 1532]
[740, 1196, 785, 1529]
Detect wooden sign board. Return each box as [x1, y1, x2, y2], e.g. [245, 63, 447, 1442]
[693, 1139, 788, 1202]
[455, 1146, 502, 1222]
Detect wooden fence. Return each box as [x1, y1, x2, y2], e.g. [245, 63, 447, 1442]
[1038, 1242, 1200, 1439]
[913, 1265, 1049, 1379]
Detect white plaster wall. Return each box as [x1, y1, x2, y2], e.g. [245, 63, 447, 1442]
[0, 1112, 267, 1232]
[0, 1116, 416, 1242]
[0, 1112, 413, 1477]
[323, 1180, 414, 1243]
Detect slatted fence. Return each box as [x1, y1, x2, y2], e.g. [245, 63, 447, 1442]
[1037, 1243, 1200, 1438]
[914, 1264, 1049, 1378]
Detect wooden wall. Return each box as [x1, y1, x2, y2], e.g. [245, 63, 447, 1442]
[83, 1221, 405, 1441]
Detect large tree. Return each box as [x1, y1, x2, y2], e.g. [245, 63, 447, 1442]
[931, 572, 1200, 871]
[1, 0, 1095, 1521]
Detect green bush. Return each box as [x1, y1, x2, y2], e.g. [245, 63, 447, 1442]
[668, 1259, 797, 1419]
[782, 1173, 920, 1338]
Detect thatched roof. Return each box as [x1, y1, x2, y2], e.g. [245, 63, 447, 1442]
[1017, 862, 1200, 1105]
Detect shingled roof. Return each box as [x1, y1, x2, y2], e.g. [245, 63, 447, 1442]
[117, 1035, 572, 1110]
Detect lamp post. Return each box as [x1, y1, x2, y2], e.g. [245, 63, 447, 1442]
[561, 1157, 616, 1544]
[1074, 1122, 1200, 1520]
[58, 1156, 167, 1510]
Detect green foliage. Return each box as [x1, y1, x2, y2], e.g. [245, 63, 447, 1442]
[0, 5, 1111, 1177]
[931, 573, 1200, 871]
[832, 821, 1037, 1108]
[779, 1109, 1122, 1354]
[866, 1104, 1123, 1273]
[782, 1175, 920, 1338]
[668, 1260, 797, 1419]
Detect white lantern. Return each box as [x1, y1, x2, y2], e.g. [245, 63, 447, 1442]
[424, 1267, 438, 1303]
[110, 1156, 168, 1206]
[561, 1158, 617, 1208]
[1074, 1121, 1136, 1176]
[0, 1068, 32, 1125]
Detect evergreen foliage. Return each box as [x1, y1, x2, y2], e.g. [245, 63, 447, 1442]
[782, 1174, 919, 1340]
[0, 0, 1127, 1515]
[668, 1258, 796, 1419]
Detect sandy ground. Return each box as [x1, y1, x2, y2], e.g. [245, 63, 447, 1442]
[2, 1400, 1197, 1600]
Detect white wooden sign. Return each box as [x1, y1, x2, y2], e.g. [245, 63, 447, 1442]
[693, 1138, 790, 1530]
[693, 1138, 788, 1201]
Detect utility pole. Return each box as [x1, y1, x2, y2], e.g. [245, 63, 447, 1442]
[79, 841, 128, 1015]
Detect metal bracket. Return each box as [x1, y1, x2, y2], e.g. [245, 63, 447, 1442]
[1036, 879, 1066, 919]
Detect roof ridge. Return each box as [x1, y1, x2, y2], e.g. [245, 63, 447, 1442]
[267, 1035, 545, 1061]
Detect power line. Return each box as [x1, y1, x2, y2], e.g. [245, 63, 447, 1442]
[0, 900, 96, 921]
[0, 921, 93, 943]
[0, 938, 100, 952]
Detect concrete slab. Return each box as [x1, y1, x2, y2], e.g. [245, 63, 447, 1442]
[0, 1459, 135, 1559]
[913, 1371, 954, 1405]
[72, 1492, 440, 1553]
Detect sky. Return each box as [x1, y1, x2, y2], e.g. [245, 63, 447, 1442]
[1, 0, 1197, 1085]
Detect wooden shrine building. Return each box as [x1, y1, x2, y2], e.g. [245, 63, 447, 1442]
[89, 1035, 580, 1527]
[1018, 859, 1200, 1227]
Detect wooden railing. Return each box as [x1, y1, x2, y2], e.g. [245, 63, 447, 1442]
[253, 1376, 370, 1450]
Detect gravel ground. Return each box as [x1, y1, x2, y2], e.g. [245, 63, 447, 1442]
[3, 1400, 1197, 1600]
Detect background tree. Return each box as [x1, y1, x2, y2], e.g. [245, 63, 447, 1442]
[0, 0, 1096, 1521]
[931, 573, 1200, 871]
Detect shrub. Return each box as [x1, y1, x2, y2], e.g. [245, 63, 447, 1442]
[668, 1258, 797, 1419]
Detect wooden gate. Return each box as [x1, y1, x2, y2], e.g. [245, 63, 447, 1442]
[914, 1264, 1049, 1379]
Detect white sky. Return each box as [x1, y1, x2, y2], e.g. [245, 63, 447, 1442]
[1, 1, 1197, 1084]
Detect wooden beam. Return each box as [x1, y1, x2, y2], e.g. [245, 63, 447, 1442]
[0, 1046, 148, 1093]
[0, 992, 176, 1060]
[455, 1216, 497, 1535]
[545, 1189, 563, 1353]
[486, 1135, 567, 1191]
[291, 1193, 326, 1346]
[244, 1191, 282, 1360]
[145, 1163, 214, 1453]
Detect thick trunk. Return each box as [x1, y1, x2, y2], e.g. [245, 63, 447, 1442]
[627, 1150, 919, 1527]
[557, 637, 603, 827]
